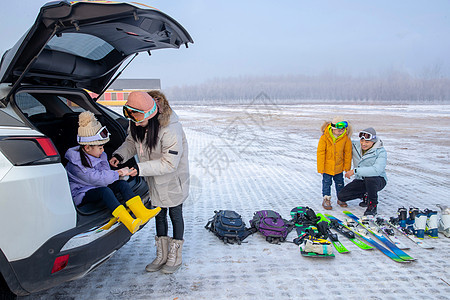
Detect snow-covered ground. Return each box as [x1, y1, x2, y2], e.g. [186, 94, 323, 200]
[24, 102, 450, 299]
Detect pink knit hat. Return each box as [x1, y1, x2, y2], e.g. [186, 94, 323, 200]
[125, 91, 158, 120]
[126, 91, 156, 111]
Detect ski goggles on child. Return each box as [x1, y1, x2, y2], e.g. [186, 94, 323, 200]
[359, 131, 376, 141]
[77, 126, 110, 143]
[331, 121, 348, 129]
[123, 104, 157, 123]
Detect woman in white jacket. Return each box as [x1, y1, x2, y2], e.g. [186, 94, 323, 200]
[110, 91, 189, 274]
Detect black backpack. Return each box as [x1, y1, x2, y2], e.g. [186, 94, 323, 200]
[205, 210, 253, 244]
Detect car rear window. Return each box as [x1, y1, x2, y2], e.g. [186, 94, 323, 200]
[15, 92, 92, 119]
[15, 93, 46, 117]
[46, 33, 114, 60]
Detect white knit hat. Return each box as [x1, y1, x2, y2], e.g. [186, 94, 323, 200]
[77, 111, 109, 145]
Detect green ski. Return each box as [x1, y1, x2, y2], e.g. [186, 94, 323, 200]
[324, 215, 374, 250]
[317, 213, 350, 253]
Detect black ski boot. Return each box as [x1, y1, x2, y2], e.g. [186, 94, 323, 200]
[364, 201, 377, 216]
[397, 207, 407, 228]
[359, 193, 368, 207]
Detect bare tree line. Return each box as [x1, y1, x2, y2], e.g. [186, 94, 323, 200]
[165, 70, 450, 103]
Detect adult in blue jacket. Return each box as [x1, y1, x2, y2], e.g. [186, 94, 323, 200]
[337, 127, 387, 216]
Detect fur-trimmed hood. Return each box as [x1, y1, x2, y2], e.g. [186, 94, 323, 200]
[147, 90, 173, 127]
[320, 121, 353, 138]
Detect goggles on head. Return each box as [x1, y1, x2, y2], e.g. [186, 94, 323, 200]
[359, 131, 375, 141]
[77, 126, 110, 144]
[123, 104, 157, 123]
[331, 121, 348, 129]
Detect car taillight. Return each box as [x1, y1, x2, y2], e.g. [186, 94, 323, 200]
[51, 254, 69, 274]
[34, 137, 58, 156]
[0, 136, 60, 166]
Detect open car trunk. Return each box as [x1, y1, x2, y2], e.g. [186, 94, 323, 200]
[12, 86, 149, 225]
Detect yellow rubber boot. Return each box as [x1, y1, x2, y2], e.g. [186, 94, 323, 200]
[112, 205, 142, 234]
[126, 196, 161, 224]
[100, 208, 133, 231]
[99, 217, 118, 231]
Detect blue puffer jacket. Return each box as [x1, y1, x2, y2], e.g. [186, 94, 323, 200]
[351, 140, 387, 182]
[65, 146, 119, 206]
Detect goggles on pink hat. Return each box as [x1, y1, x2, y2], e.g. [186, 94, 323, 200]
[123, 103, 157, 123]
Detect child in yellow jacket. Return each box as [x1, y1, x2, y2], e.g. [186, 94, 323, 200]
[317, 116, 352, 210]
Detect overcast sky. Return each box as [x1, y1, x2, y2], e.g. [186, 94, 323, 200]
[1, 0, 449, 88]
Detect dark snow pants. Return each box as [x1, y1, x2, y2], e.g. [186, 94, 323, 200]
[338, 177, 386, 204]
[81, 180, 135, 212]
[155, 203, 184, 240]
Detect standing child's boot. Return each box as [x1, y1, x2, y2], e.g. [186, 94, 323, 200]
[322, 195, 332, 210]
[161, 239, 184, 274]
[112, 205, 142, 234]
[424, 209, 439, 238]
[437, 204, 450, 237]
[337, 199, 348, 208]
[126, 196, 161, 224]
[145, 236, 171, 272]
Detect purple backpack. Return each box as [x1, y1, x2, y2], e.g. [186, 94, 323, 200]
[250, 210, 293, 244]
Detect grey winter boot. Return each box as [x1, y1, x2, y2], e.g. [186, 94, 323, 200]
[161, 239, 184, 274]
[145, 236, 170, 272]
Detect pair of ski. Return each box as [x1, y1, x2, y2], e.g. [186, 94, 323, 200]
[318, 213, 373, 253]
[379, 217, 434, 249]
[326, 212, 416, 263]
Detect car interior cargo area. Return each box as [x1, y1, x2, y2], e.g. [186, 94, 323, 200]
[13, 89, 148, 217]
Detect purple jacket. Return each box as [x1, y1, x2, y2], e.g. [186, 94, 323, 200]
[65, 146, 119, 206]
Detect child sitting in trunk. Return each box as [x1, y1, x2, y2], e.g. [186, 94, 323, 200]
[65, 111, 160, 233]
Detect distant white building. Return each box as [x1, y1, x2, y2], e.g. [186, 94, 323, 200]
[89, 79, 161, 105]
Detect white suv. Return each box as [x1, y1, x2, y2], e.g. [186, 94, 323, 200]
[0, 1, 192, 298]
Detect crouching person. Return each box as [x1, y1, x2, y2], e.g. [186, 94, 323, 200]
[338, 127, 387, 216]
[65, 111, 160, 233]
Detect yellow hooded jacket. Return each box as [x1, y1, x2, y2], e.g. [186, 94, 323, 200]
[317, 123, 352, 175]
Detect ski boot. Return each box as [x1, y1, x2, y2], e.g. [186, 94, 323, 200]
[397, 207, 408, 228]
[424, 209, 438, 238]
[412, 210, 427, 239]
[406, 207, 419, 232]
[436, 204, 450, 238]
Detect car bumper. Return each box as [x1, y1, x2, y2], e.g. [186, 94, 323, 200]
[0, 221, 146, 296]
